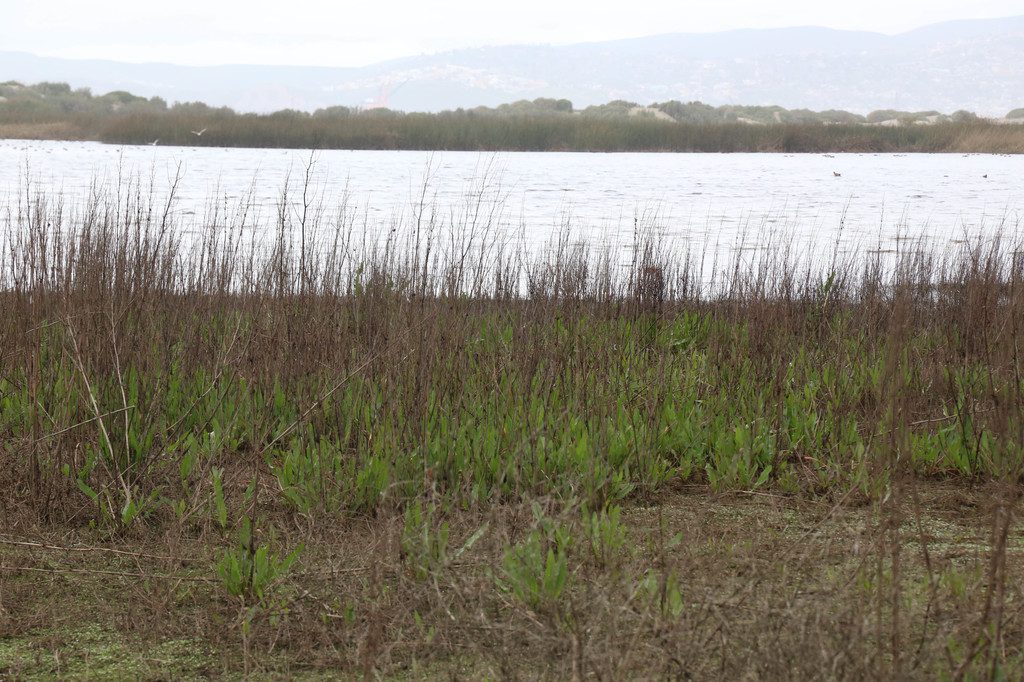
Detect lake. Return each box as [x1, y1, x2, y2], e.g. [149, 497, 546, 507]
[2, 139, 1021, 274]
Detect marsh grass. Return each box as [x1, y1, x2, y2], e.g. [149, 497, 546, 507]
[95, 113, 1024, 152]
[2, 170, 1024, 678]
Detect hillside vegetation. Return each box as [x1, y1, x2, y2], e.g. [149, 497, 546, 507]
[2, 80, 1024, 152]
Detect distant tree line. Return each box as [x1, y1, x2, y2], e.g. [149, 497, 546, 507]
[2, 81, 1023, 153]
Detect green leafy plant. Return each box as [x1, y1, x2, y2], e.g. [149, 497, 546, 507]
[500, 530, 569, 614]
[403, 499, 488, 581]
[582, 502, 630, 572]
[643, 569, 685, 618]
[498, 504, 574, 618]
[216, 517, 303, 603]
[402, 499, 450, 581]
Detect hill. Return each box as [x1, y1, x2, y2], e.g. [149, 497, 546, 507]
[1, 16, 1023, 116]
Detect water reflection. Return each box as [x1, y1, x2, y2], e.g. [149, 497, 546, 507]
[1, 140, 1021, 270]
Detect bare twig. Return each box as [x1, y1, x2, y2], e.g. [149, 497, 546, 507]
[0, 564, 216, 583]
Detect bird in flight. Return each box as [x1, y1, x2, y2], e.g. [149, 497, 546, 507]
[149, 139, 159, 146]
[191, 128, 207, 136]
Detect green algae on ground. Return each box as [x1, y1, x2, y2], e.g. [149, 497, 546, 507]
[0, 623, 216, 680]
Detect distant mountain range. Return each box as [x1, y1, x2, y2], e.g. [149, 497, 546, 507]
[2, 16, 1023, 117]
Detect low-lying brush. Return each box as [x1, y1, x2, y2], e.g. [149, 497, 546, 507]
[1, 172, 1024, 678]
[4, 80, 1024, 152]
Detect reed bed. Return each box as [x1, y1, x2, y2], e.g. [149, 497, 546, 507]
[96, 112, 1024, 153]
[2, 172, 1024, 678]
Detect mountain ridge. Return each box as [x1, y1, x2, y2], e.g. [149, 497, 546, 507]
[2, 16, 1022, 116]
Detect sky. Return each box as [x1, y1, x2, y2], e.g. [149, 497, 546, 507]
[3, 0, 1022, 68]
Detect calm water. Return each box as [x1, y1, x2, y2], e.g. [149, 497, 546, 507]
[2, 139, 1021, 267]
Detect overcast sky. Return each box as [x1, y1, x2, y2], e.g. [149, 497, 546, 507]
[4, 0, 1021, 68]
